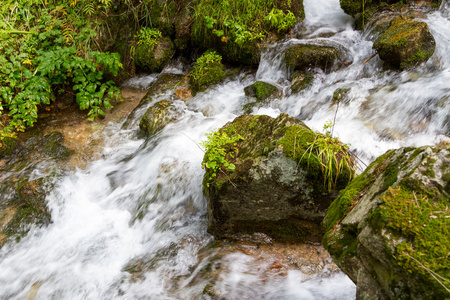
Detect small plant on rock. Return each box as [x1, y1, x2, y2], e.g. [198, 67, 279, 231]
[189, 51, 225, 92]
[201, 130, 243, 187]
[303, 121, 357, 192]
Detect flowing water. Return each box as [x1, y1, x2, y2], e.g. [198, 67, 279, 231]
[0, 0, 449, 299]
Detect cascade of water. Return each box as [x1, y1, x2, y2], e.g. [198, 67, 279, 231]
[1, 0, 449, 299]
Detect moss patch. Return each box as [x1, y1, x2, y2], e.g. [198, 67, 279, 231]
[285, 44, 339, 72]
[378, 186, 450, 294]
[189, 51, 226, 93]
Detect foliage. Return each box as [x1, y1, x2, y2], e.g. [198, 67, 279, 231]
[303, 121, 357, 192]
[136, 27, 162, 48]
[0, 0, 123, 138]
[380, 186, 450, 294]
[201, 130, 243, 187]
[189, 51, 225, 92]
[264, 8, 297, 32]
[191, 0, 302, 64]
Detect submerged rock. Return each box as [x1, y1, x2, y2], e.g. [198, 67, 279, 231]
[139, 100, 178, 136]
[41, 132, 74, 160]
[373, 16, 436, 70]
[323, 146, 449, 299]
[285, 44, 340, 72]
[291, 72, 314, 94]
[202, 114, 355, 242]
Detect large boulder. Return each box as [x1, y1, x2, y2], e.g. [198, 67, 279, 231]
[202, 114, 355, 242]
[285, 44, 341, 73]
[373, 16, 436, 70]
[323, 146, 449, 299]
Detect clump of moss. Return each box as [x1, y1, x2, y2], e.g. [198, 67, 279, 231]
[189, 51, 226, 93]
[41, 132, 73, 160]
[379, 186, 449, 294]
[0, 137, 18, 157]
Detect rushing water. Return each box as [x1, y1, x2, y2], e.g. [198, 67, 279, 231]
[1, 0, 449, 299]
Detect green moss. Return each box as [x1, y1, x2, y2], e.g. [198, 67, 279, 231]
[285, 44, 339, 71]
[134, 35, 175, 73]
[332, 87, 351, 104]
[378, 186, 450, 295]
[41, 132, 73, 160]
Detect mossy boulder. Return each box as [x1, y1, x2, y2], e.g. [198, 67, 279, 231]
[285, 44, 340, 73]
[189, 51, 226, 93]
[323, 146, 449, 299]
[202, 114, 355, 242]
[134, 36, 175, 73]
[139, 100, 178, 136]
[373, 16, 436, 70]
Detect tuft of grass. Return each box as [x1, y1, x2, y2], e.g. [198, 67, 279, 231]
[302, 121, 357, 193]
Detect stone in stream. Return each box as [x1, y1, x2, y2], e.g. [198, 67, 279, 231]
[373, 16, 436, 70]
[323, 146, 449, 299]
[202, 113, 356, 242]
[285, 44, 341, 73]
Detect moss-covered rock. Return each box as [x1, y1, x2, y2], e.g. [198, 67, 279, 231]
[373, 16, 436, 70]
[0, 137, 18, 158]
[285, 44, 340, 73]
[202, 114, 355, 242]
[139, 100, 177, 136]
[323, 146, 449, 299]
[134, 35, 175, 73]
[189, 51, 226, 93]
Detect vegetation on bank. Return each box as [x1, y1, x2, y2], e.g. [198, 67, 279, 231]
[192, 0, 304, 64]
[0, 0, 125, 139]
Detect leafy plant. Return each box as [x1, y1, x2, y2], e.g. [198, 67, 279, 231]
[188, 51, 225, 92]
[302, 121, 357, 192]
[201, 130, 244, 187]
[136, 27, 162, 48]
[264, 8, 297, 32]
[0, 0, 123, 138]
